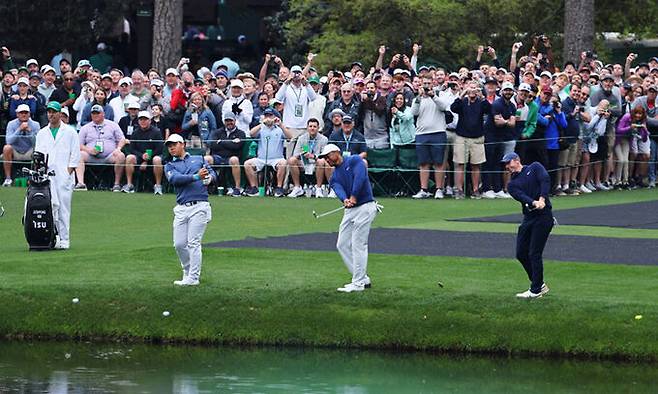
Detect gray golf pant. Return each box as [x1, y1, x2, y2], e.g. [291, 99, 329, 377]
[336, 201, 377, 286]
[173, 201, 212, 281]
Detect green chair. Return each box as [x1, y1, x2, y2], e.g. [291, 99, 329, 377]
[367, 148, 397, 197]
[396, 147, 419, 196]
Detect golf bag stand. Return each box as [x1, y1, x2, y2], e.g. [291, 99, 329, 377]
[22, 151, 57, 250]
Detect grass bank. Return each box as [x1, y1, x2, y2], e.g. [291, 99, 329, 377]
[0, 188, 657, 360]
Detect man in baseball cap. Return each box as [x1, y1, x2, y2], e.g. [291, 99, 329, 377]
[2, 104, 41, 186]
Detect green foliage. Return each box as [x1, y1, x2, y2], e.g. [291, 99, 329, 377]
[595, 0, 658, 37]
[0, 0, 129, 62]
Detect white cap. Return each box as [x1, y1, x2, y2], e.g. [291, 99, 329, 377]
[318, 143, 341, 158]
[320, 76, 328, 84]
[26, 59, 38, 67]
[41, 65, 56, 75]
[150, 78, 165, 87]
[138, 110, 152, 119]
[501, 82, 515, 91]
[518, 83, 532, 92]
[17, 77, 29, 86]
[165, 68, 179, 76]
[61, 107, 69, 117]
[165, 133, 185, 145]
[101, 73, 112, 80]
[196, 66, 212, 79]
[290, 65, 303, 73]
[77, 59, 91, 68]
[97, 42, 107, 51]
[16, 104, 31, 113]
[230, 79, 244, 89]
[540, 70, 553, 78]
[127, 101, 140, 110]
[119, 77, 133, 86]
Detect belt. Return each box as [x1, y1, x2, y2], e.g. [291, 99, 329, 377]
[180, 201, 201, 207]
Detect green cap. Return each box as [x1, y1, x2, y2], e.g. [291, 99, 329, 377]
[308, 75, 321, 84]
[46, 101, 62, 112]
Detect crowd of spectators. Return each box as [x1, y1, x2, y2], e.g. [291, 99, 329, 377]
[1, 36, 657, 199]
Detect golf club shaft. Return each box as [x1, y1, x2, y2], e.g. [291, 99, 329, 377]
[315, 206, 345, 218]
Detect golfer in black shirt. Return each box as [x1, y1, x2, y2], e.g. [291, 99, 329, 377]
[502, 152, 553, 299]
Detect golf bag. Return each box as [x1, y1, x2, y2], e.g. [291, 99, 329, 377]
[22, 152, 57, 250]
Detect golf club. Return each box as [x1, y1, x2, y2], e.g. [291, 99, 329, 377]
[0, 200, 5, 217]
[312, 206, 345, 219]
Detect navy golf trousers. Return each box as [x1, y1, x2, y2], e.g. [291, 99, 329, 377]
[516, 213, 554, 294]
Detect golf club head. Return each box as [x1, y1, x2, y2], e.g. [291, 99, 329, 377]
[312, 210, 319, 219]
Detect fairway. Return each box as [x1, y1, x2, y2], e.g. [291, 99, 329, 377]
[1, 187, 658, 360]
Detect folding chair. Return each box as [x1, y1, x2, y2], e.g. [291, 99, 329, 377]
[367, 148, 397, 196]
[396, 147, 419, 196]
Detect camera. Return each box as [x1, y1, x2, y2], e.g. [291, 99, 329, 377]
[447, 82, 457, 89]
[579, 106, 585, 112]
[585, 51, 597, 60]
[552, 100, 561, 110]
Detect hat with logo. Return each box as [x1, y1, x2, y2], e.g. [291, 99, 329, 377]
[17, 77, 29, 86]
[77, 59, 91, 68]
[501, 82, 515, 91]
[16, 104, 31, 113]
[230, 79, 244, 89]
[127, 101, 140, 110]
[223, 112, 236, 121]
[342, 115, 354, 123]
[138, 110, 152, 119]
[165, 68, 179, 76]
[308, 75, 321, 84]
[91, 104, 104, 113]
[290, 65, 303, 73]
[500, 152, 520, 163]
[101, 73, 112, 80]
[518, 83, 532, 92]
[165, 133, 185, 145]
[119, 77, 133, 86]
[26, 59, 38, 67]
[318, 143, 341, 158]
[46, 101, 62, 112]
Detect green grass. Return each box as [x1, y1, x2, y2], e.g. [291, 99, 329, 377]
[1, 187, 658, 360]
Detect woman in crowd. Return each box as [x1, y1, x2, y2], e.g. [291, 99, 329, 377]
[80, 87, 115, 126]
[181, 91, 217, 144]
[389, 92, 415, 148]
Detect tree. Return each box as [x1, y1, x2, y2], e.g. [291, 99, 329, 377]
[152, 0, 183, 73]
[564, 0, 594, 64]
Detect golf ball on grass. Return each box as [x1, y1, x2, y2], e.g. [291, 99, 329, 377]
[162, 311, 170, 317]
[72, 298, 79, 304]
[635, 315, 643, 320]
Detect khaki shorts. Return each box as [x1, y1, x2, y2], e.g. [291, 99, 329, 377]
[453, 135, 485, 165]
[606, 127, 615, 156]
[558, 142, 579, 167]
[1, 147, 33, 161]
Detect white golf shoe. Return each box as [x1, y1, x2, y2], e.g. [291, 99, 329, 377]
[174, 277, 199, 286]
[515, 290, 542, 299]
[337, 283, 365, 293]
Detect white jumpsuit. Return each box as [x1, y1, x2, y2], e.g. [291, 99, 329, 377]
[34, 123, 80, 246]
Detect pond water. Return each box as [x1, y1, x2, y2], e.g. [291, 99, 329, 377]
[0, 341, 655, 393]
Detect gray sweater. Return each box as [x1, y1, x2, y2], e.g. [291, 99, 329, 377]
[411, 93, 450, 135]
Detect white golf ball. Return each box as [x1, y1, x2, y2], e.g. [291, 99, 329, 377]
[72, 298, 79, 304]
[162, 311, 170, 317]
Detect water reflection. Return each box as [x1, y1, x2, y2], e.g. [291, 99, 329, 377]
[0, 341, 655, 393]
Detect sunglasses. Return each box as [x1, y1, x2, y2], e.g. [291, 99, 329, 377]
[64, 78, 74, 81]
[341, 90, 352, 93]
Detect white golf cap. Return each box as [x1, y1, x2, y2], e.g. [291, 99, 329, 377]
[119, 77, 133, 86]
[290, 65, 303, 73]
[16, 104, 31, 113]
[17, 77, 29, 85]
[138, 110, 152, 119]
[540, 70, 553, 78]
[518, 83, 532, 92]
[501, 82, 516, 91]
[61, 107, 69, 117]
[230, 79, 244, 89]
[318, 143, 341, 158]
[165, 133, 185, 145]
[150, 78, 165, 87]
[77, 59, 91, 68]
[41, 65, 56, 74]
[165, 67, 179, 76]
[26, 59, 38, 67]
[127, 101, 140, 110]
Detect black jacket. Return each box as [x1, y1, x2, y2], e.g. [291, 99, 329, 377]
[128, 125, 163, 158]
[208, 126, 246, 159]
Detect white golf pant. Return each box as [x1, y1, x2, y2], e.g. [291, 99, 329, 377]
[173, 201, 212, 281]
[50, 176, 73, 243]
[336, 201, 377, 286]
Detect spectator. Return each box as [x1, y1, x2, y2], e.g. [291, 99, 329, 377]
[482, 82, 517, 199]
[631, 84, 658, 188]
[150, 103, 168, 138]
[251, 92, 271, 129]
[557, 83, 583, 195]
[2, 104, 40, 186]
[124, 111, 164, 194]
[411, 75, 451, 199]
[163, 68, 180, 100]
[80, 87, 115, 126]
[389, 92, 416, 147]
[360, 80, 389, 149]
[324, 108, 344, 137]
[537, 92, 567, 193]
[145, 79, 166, 111]
[8, 77, 38, 120]
[579, 99, 611, 191]
[275, 64, 317, 158]
[75, 105, 126, 191]
[27, 72, 48, 126]
[328, 115, 368, 163]
[182, 92, 217, 143]
[90, 43, 112, 73]
[243, 108, 293, 197]
[287, 117, 329, 198]
[325, 83, 361, 130]
[221, 79, 253, 133]
[38, 65, 57, 101]
[450, 81, 490, 199]
[204, 112, 246, 197]
[108, 77, 138, 121]
[589, 74, 622, 187]
[118, 101, 140, 138]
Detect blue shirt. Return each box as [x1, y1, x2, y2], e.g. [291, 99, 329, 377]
[6, 118, 40, 154]
[507, 162, 552, 217]
[165, 153, 217, 205]
[256, 124, 285, 160]
[328, 130, 368, 156]
[329, 155, 374, 207]
[536, 99, 568, 150]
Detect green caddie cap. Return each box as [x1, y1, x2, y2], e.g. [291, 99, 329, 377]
[46, 102, 62, 112]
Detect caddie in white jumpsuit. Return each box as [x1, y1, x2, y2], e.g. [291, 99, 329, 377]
[34, 101, 80, 250]
[319, 143, 378, 293]
[164, 134, 216, 286]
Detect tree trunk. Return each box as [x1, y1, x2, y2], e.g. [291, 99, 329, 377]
[564, 0, 594, 64]
[152, 0, 183, 73]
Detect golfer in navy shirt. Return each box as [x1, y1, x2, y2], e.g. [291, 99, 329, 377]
[319, 144, 377, 293]
[502, 152, 553, 299]
[164, 134, 217, 286]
